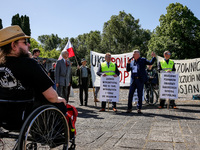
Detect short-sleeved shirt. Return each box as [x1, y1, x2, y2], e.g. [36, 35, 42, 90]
[0, 56, 53, 101]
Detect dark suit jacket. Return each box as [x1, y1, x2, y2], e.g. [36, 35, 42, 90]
[126, 57, 156, 84]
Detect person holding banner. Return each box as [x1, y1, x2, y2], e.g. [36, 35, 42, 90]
[97, 53, 120, 112]
[158, 51, 177, 109]
[76, 58, 91, 106]
[126, 50, 156, 113]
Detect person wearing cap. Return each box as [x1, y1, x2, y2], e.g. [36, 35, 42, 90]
[158, 50, 177, 109]
[55, 50, 71, 102]
[0, 26, 67, 128]
[32, 48, 40, 62]
[96, 53, 120, 112]
[76, 58, 91, 106]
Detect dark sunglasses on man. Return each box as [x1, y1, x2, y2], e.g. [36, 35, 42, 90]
[17, 38, 29, 45]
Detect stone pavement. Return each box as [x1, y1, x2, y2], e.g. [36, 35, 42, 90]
[69, 88, 200, 150]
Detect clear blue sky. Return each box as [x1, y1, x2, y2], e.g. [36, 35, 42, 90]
[0, 0, 199, 41]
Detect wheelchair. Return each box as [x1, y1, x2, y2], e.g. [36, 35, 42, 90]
[0, 99, 76, 150]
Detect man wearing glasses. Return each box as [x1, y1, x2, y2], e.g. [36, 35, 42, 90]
[158, 50, 177, 109]
[0, 26, 67, 129]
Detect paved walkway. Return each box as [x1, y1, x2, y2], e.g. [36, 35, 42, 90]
[70, 88, 200, 150]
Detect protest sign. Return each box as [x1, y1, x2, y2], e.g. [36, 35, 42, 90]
[159, 72, 179, 99]
[157, 56, 200, 98]
[100, 76, 119, 102]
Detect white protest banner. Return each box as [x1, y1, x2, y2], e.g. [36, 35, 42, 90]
[90, 51, 133, 87]
[100, 76, 119, 102]
[159, 72, 179, 99]
[157, 56, 200, 98]
[132, 89, 144, 102]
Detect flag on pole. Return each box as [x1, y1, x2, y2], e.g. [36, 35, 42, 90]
[58, 39, 75, 60]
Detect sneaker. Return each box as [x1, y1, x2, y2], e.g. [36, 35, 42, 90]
[113, 108, 117, 112]
[173, 106, 178, 109]
[126, 109, 132, 113]
[158, 106, 163, 109]
[99, 108, 105, 112]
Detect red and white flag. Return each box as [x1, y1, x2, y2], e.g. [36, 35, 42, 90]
[58, 39, 75, 60]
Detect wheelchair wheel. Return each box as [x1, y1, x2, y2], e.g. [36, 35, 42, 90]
[17, 105, 69, 150]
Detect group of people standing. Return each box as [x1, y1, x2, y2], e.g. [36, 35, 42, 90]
[31, 46, 178, 114]
[96, 50, 177, 114]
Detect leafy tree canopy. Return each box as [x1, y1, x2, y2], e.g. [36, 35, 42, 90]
[148, 3, 200, 59]
[101, 11, 151, 56]
[38, 34, 61, 51]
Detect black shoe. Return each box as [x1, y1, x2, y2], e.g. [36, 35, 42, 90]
[126, 109, 132, 113]
[85, 103, 87, 106]
[137, 109, 142, 114]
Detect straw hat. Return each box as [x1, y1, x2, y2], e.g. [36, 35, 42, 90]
[0, 25, 30, 47]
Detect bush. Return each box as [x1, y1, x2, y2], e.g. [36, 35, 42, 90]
[72, 76, 79, 88]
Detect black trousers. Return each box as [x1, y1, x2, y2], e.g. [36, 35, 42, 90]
[160, 99, 176, 107]
[79, 78, 88, 105]
[101, 102, 116, 109]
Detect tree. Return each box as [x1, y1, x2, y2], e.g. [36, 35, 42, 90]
[38, 34, 61, 51]
[101, 11, 151, 55]
[148, 3, 200, 59]
[21, 15, 31, 36]
[30, 38, 60, 59]
[0, 19, 3, 29]
[11, 14, 21, 27]
[11, 14, 31, 37]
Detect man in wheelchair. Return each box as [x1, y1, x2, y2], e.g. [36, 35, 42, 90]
[0, 25, 67, 130]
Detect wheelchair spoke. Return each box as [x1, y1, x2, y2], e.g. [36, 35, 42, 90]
[18, 105, 69, 150]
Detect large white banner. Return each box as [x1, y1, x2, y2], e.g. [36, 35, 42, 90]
[100, 76, 119, 102]
[90, 51, 132, 87]
[159, 72, 179, 99]
[157, 56, 200, 98]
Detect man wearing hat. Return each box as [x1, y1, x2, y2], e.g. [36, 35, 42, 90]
[32, 48, 41, 62]
[76, 58, 91, 106]
[0, 26, 67, 128]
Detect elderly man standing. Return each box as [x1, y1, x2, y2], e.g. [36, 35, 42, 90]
[126, 50, 156, 113]
[55, 50, 71, 102]
[97, 53, 120, 112]
[158, 50, 177, 109]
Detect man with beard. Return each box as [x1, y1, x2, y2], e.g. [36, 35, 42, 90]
[0, 25, 67, 129]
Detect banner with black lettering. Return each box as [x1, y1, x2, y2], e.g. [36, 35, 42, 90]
[157, 56, 200, 98]
[100, 76, 120, 102]
[90, 51, 133, 87]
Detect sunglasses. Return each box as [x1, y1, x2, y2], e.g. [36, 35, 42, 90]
[17, 39, 29, 45]
[165, 53, 171, 55]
